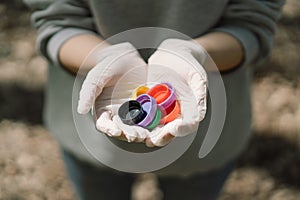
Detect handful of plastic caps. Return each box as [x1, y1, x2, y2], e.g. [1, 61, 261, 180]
[118, 83, 180, 130]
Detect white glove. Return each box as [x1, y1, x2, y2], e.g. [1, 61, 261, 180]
[146, 39, 208, 146]
[77, 42, 149, 142]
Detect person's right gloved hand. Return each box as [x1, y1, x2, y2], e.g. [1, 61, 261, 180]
[77, 42, 149, 142]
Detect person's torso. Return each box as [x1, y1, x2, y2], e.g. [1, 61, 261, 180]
[86, 0, 228, 38]
[45, 0, 253, 175]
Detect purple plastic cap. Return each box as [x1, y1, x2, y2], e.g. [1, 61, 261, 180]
[136, 94, 157, 127]
[159, 83, 176, 113]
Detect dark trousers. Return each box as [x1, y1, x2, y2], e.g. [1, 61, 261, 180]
[62, 149, 233, 200]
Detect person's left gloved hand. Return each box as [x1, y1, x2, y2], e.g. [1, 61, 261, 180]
[77, 42, 149, 142]
[146, 39, 208, 147]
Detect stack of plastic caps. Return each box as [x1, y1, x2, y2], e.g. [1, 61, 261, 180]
[118, 83, 180, 130]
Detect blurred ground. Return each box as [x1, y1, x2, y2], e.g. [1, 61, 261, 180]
[0, 0, 300, 199]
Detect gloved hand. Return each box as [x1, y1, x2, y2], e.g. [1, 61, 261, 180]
[146, 38, 208, 147]
[77, 42, 149, 142]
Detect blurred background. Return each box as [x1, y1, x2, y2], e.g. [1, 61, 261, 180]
[0, 0, 300, 199]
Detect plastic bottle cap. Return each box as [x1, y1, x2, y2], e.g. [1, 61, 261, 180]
[147, 83, 171, 104]
[145, 108, 162, 130]
[118, 100, 147, 125]
[158, 83, 176, 113]
[132, 85, 149, 99]
[159, 100, 180, 125]
[136, 94, 157, 127]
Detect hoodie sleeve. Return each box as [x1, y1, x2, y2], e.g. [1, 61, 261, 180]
[213, 0, 285, 66]
[24, 0, 98, 66]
